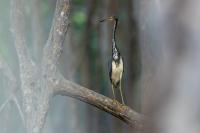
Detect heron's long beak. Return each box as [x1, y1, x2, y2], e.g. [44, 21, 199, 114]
[99, 16, 114, 22]
[99, 19, 106, 22]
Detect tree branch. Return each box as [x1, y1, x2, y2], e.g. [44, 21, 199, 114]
[9, 0, 147, 132]
[0, 56, 25, 125]
[0, 55, 17, 87]
[53, 74, 146, 130]
[0, 95, 12, 113]
[0, 94, 25, 125]
[11, 0, 32, 66]
[13, 95, 25, 125]
[43, 0, 70, 64]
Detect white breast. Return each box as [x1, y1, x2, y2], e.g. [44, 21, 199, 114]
[111, 58, 123, 84]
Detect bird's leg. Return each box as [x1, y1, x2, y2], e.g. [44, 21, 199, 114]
[119, 81, 125, 104]
[111, 84, 116, 100]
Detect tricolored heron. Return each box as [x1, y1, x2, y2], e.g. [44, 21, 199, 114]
[100, 16, 125, 104]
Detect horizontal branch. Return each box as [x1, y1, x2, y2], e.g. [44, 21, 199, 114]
[53, 75, 146, 129]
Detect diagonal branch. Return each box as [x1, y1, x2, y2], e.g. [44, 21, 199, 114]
[0, 94, 25, 125]
[53, 74, 146, 130]
[0, 56, 24, 125]
[11, 0, 32, 67]
[0, 95, 12, 113]
[0, 56, 17, 87]
[43, 0, 70, 64]
[13, 96, 25, 125]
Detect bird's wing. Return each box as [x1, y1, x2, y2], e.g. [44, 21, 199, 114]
[121, 56, 124, 74]
[108, 59, 112, 82]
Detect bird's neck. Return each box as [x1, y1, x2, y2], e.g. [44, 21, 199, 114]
[112, 39, 119, 54]
[112, 18, 119, 56]
[112, 39, 120, 63]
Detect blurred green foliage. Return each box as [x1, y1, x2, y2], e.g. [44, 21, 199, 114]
[72, 11, 86, 29]
[73, 0, 84, 5]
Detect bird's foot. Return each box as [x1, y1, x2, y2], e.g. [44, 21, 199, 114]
[121, 101, 126, 106]
[121, 103, 126, 107]
[112, 99, 118, 105]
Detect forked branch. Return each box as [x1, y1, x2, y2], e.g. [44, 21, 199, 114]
[9, 0, 146, 131]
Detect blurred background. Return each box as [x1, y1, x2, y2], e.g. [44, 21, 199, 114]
[1, 0, 200, 133]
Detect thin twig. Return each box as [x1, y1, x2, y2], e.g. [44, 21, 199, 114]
[0, 95, 12, 113]
[13, 96, 25, 125]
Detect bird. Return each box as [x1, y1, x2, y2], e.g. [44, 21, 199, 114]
[100, 16, 125, 104]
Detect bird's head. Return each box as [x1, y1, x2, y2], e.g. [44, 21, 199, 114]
[113, 51, 120, 61]
[99, 16, 118, 23]
[107, 16, 117, 21]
